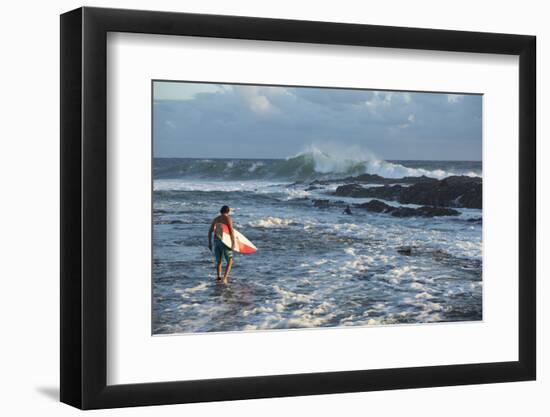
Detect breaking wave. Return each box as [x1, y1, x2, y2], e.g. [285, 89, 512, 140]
[155, 146, 481, 181]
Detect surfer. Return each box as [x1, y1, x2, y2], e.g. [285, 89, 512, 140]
[343, 205, 352, 215]
[208, 205, 236, 284]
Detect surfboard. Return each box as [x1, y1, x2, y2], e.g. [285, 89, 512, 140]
[216, 223, 257, 254]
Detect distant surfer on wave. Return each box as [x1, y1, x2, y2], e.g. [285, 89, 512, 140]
[208, 205, 236, 284]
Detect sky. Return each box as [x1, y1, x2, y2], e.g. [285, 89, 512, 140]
[153, 81, 482, 161]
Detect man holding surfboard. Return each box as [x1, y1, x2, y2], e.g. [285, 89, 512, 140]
[208, 205, 236, 284]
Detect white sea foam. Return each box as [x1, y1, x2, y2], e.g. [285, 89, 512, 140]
[248, 161, 264, 172]
[249, 217, 298, 228]
[153, 161, 482, 334]
[280, 188, 311, 200]
[312, 301, 334, 315]
[155, 179, 281, 192]
[242, 306, 274, 317]
[274, 285, 312, 303]
[184, 282, 209, 294]
[415, 292, 434, 300]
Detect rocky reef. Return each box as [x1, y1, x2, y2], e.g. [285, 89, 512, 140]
[334, 175, 482, 209]
[353, 199, 460, 217]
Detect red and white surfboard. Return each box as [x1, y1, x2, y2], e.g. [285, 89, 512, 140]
[217, 223, 257, 254]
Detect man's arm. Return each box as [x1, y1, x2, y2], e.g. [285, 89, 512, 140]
[208, 219, 215, 250]
[227, 217, 236, 250]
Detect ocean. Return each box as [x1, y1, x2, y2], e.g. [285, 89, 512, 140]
[152, 151, 482, 334]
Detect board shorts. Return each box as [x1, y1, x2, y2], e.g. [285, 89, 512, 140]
[213, 238, 233, 263]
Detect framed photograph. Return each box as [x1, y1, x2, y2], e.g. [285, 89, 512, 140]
[60, 6, 536, 409]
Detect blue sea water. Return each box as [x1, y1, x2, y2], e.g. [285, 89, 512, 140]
[152, 153, 482, 334]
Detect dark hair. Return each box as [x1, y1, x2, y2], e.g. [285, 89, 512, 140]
[220, 205, 230, 214]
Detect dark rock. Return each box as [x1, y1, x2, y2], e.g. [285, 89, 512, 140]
[156, 219, 185, 224]
[354, 199, 460, 217]
[388, 206, 417, 217]
[351, 173, 387, 183]
[394, 246, 481, 274]
[397, 246, 414, 255]
[334, 184, 356, 196]
[307, 174, 439, 187]
[334, 183, 377, 197]
[313, 199, 331, 208]
[398, 176, 482, 209]
[353, 173, 438, 185]
[399, 175, 439, 184]
[343, 205, 353, 215]
[354, 199, 393, 213]
[335, 175, 481, 209]
[390, 206, 460, 217]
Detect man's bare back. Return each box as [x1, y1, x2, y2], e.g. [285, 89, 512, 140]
[212, 214, 232, 229]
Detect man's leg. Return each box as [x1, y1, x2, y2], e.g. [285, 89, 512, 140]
[214, 240, 223, 281]
[223, 258, 233, 284]
[216, 260, 223, 281]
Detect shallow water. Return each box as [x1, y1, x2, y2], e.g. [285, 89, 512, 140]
[152, 159, 482, 334]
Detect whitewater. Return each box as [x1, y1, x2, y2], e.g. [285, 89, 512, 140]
[153, 153, 482, 334]
[154, 148, 482, 182]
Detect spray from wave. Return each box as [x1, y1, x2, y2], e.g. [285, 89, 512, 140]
[292, 144, 481, 179]
[154, 145, 481, 180]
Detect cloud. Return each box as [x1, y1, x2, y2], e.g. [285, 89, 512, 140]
[365, 91, 393, 109]
[153, 81, 223, 100]
[398, 113, 416, 129]
[153, 82, 482, 160]
[233, 86, 275, 114]
[447, 94, 464, 103]
[293, 88, 374, 106]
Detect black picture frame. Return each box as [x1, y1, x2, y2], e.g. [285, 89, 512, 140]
[60, 6, 536, 410]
